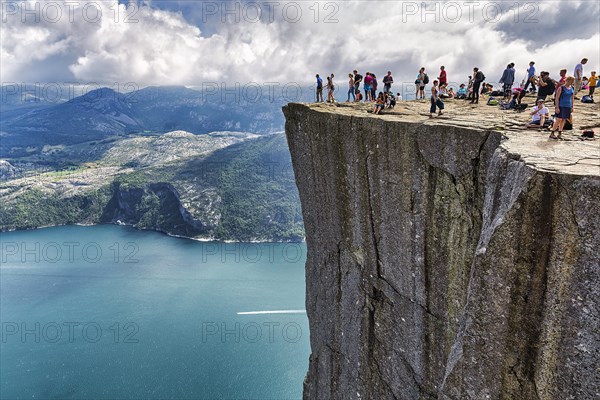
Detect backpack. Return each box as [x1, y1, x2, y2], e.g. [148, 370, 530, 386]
[476, 71, 485, 82]
[564, 117, 573, 130]
[581, 95, 594, 103]
[423, 74, 429, 84]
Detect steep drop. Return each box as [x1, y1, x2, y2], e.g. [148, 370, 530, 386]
[283, 102, 599, 400]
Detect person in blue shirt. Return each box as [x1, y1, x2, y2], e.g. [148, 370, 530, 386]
[549, 76, 575, 140]
[499, 63, 516, 99]
[315, 74, 324, 102]
[523, 61, 536, 93]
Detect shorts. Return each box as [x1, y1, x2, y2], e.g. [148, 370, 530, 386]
[419, 86, 425, 90]
[375, 103, 384, 109]
[364, 84, 371, 91]
[556, 106, 572, 119]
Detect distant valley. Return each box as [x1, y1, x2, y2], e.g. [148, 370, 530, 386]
[0, 86, 303, 241]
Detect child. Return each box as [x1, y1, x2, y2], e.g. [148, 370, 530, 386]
[588, 71, 597, 99]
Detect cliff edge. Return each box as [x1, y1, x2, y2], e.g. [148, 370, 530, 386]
[283, 100, 599, 399]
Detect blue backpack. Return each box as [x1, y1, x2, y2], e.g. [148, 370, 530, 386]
[581, 95, 594, 103]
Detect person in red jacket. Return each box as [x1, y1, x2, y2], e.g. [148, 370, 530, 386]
[438, 66, 447, 86]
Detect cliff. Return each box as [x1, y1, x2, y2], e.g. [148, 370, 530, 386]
[283, 100, 599, 399]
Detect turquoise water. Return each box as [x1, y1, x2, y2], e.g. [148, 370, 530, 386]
[0, 225, 309, 399]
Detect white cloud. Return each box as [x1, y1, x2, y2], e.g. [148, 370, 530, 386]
[1, 0, 598, 88]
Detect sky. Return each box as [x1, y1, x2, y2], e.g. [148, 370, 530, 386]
[1, 0, 599, 93]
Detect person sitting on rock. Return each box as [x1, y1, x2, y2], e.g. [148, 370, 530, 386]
[384, 92, 395, 109]
[439, 83, 450, 99]
[373, 92, 385, 114]
[457, 84, 467, 99]
[527, 99, 551, 129]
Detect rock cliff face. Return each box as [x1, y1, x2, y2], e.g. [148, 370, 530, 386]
[283, 102, 599, 400]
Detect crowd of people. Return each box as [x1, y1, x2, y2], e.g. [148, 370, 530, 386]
[315, 57, 597, 140]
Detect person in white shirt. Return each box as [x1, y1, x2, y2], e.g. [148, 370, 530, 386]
[574, 58, 588, 96]
[527, 99, 551, 129]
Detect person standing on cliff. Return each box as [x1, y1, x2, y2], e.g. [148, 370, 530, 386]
[523, 61, 536, 93]
[499, 63, 515, 99]
[429, 79, 444, 118]
[574, 58, 587, 98]
[316, 74, 323, 102]
[326, 74, 335, 103]
[347, 73, 356, 102]
[364, 72, 373, 102]
[415, 67, 426, 99]
[549, 76, 575, 140]
[438, 66, 447, 86]
[470, 68, 485, 104]
[588, 71, 597, 99]
[353, 70, 363, 97]
[371, 73, 378, 101]
[383, 71, 393, 93]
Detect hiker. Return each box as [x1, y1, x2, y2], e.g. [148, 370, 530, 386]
[415, 67, 426, 99]
[457, 84, 467, 99]
[430, 80, 444, 118]
[371, 73, 378, 101]
[383, 71, 394, 93]
[588, 71, 597, 99]
[438, 66, 447, 86]
[353, 70, 363, 96]
[396, 92, 403, 101]
[364, 72, 373, 101]
[549, 76, 575, 140]
[315, 74, 324, 102]
[499, 63, 515, 99]
[470, 67, 485, 104]
[347, 73, 356, 102]
[447, 87, 455, 98]
[536, 71, 556, 101]
[326, 74, 335, 103]
[527, 98, 551, 129]
[574, 58, 588, 97]
[373, 92, 385, 114]
[524, 61, 536, 93]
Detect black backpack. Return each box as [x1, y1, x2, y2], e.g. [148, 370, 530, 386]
[476, 71, 485, 82]
[423, 74, 429, 84]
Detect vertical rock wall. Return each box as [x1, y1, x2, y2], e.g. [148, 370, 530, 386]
[283, 103, 599, 400]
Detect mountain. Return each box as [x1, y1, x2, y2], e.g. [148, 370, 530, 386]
[0, 131, 303, 242]
[0, 86, 288, 157]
